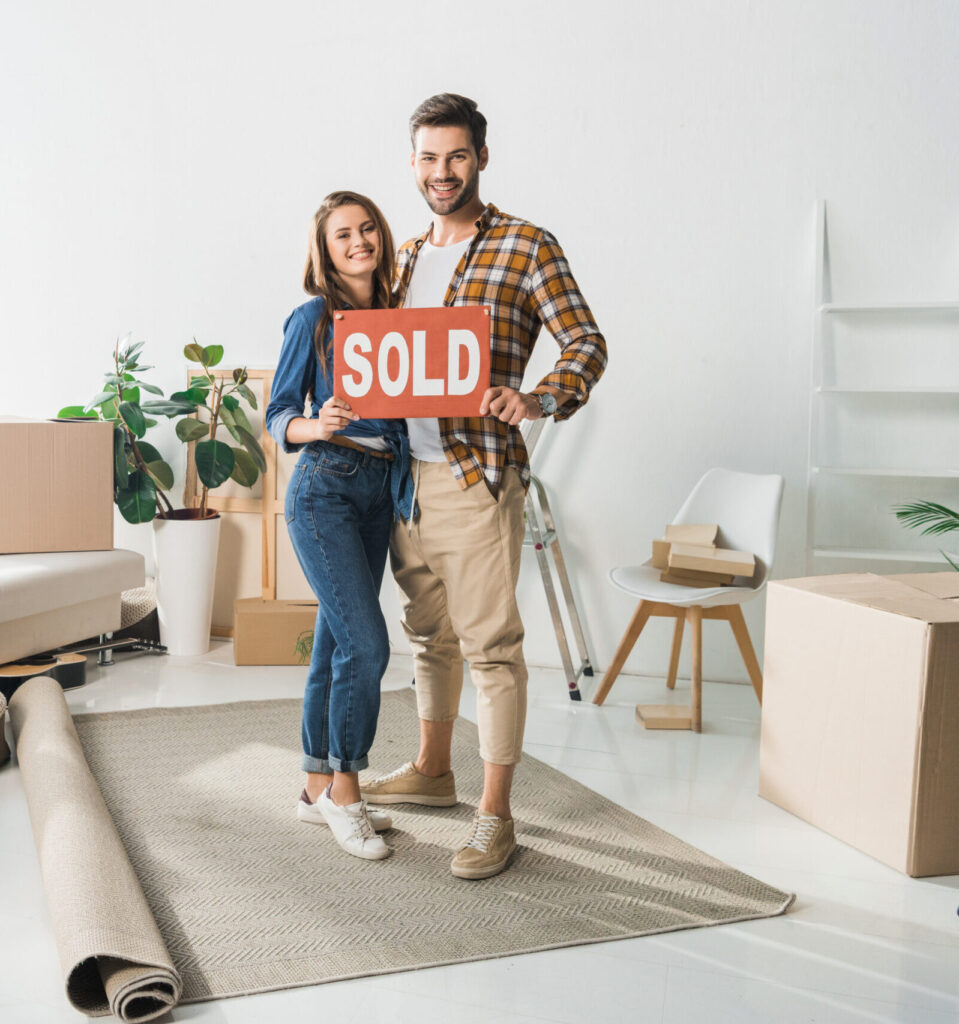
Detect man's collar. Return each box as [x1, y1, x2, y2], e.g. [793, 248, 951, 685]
[411, 203, 500, 251]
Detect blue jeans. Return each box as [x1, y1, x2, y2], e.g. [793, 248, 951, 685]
[284, 441, 393, 774]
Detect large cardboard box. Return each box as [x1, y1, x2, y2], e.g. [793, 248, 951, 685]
[233, 598, 319, 666]
[0, 417, 114, 554]
[759, 573, 959, 877]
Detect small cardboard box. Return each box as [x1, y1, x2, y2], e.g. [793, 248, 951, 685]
[759, 573, 959, 877]
[652, 525, 718, 569]
[233, 597, 319, 665]
[668, 543, 755, 578]
[663, 523, 718, 546]
[0, 416, 114, 553]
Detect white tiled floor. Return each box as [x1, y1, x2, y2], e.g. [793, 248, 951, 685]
[2, 646, 957, 1023]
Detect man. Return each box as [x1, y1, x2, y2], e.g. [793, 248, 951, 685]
[361, 93, 607, 878]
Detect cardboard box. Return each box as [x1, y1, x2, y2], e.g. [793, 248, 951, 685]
[652, 526, 717, 570]
[664, 523, 718, 546]
[233, 598, 319, 665]
[660, 567, 734, 586]
[668, 543, 755, 578]
[0, 417, 113, 554]
[758, 573, 959, 877]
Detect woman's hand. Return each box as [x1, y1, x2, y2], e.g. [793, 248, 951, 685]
[315, 395, 359, 441]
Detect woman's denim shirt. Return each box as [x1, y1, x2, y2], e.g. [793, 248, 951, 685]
[265, 297, 414, 519]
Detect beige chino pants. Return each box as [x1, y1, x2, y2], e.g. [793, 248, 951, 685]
[390, 459, 528, 765]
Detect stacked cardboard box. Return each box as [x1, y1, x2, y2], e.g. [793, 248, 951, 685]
[650, 523, 755, 587]
[0, 417, 114, 553]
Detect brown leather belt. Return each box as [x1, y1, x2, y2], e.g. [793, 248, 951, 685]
[325, 435, 394, 461]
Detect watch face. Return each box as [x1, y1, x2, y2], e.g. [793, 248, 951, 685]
[539, 393, 558, 415]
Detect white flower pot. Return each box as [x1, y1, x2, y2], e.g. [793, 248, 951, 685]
[152, 511, 221, 657]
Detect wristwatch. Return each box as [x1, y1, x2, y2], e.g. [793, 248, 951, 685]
[536, 391, 558, 416]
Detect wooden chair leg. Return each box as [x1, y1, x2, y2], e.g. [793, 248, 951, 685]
[593, 600, 652, 705]
[686, 605, 703, 733]
[727, 605, 763, 704]
[666, 615, 684, 690]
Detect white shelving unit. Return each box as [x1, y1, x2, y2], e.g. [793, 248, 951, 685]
[805, 201, 959, 573]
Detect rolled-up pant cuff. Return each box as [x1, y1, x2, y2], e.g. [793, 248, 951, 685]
[328, 754, 369, 773]
[301, 754, 332, 774]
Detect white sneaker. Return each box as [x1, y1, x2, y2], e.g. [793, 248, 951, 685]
[297, 789, 392, 831]
[317, 786, 391, 861]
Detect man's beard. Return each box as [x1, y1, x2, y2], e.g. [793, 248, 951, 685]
[420, 166, 480, 215]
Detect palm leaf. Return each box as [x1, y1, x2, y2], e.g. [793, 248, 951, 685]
[893, 501, 959, 536]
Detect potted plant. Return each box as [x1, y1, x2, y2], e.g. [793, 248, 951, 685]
[59, 336, 264, 655]
[150, 341, 266, 655]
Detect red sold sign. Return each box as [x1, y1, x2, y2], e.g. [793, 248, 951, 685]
[333, 306, 491, 418]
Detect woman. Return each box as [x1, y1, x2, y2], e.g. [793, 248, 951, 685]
[265, 191, 405, 861]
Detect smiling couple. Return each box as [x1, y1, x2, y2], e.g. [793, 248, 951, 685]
[264, 93, 607, 879]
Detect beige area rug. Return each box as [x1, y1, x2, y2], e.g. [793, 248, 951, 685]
[16, 679, 793, 1012]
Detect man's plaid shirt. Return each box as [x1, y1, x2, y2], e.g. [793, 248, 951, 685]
[395, 203, 608, 492]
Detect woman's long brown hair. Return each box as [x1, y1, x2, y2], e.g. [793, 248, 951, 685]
[302, 191, 396, 380]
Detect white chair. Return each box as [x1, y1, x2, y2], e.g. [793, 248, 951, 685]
[594, 468, 784, 732]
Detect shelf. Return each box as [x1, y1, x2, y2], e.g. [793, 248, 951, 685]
[817, 385, 959, 394]
[820, 302, 959, 313]
[812, 466, 959, 479]
[813, 547, 953, 564]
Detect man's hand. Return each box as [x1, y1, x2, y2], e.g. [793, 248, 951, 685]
[315, 395, 359, 441]
[480, 387, 541, 426]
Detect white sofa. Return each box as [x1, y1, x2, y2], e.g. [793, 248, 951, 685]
[0, 549, 145, 664]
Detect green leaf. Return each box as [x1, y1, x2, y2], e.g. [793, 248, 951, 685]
[134, 381, 164, 395]
[120, 385, 141, 404]
[237, 383, 258, 410]
[176, 418, 208, 442]
[230, 447, 258, 487]
[231, 403, 253, 436]
[170, 387, 207, 405]
[57, 405, 97, 419]
[189, 376, 210, 390]
[894, 501, 959, 536]
[232, 367, 248, 385]
[203, 344, 224, 367]
[221, 394, 239, 412]
[84, 390, 115, 413]
[184, 342, 205, 362]
[113, 426, 129, 489]
[144, 459, 174, 491]
[217, 403, 243, 444]
[116, 470, 157, 524]
[143, 417, 158, 428]
[136, 441, 163, 464]
[141, 399, 198, 416]
[238, 426, 266, 472]
[125, 341, 145, 361]
[119, 401, 146, 438]
[104, 374, 125, 385]
[195, 439, 235, 488]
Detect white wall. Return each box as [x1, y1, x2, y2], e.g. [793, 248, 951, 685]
[3, 1, 958, 682]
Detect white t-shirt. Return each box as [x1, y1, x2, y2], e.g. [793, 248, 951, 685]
[403, 236, 472, 461]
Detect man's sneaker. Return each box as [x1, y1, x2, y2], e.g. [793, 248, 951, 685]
[297, 789, 392, 831]
[316, 786, 390, 861]
[450, 811, 517, 879]
[360, 761, 457, 806]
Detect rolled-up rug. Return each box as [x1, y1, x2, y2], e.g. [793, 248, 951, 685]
[9, 675, 181, 1022]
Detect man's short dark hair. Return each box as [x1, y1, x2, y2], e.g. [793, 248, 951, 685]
[409, 93, 487, 156]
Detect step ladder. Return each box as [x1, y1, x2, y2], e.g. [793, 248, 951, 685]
[522, 419, 594, 701]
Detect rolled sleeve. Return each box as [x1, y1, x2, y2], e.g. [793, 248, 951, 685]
[264, 308, 317, 453]
[528, 233, 608, 420]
